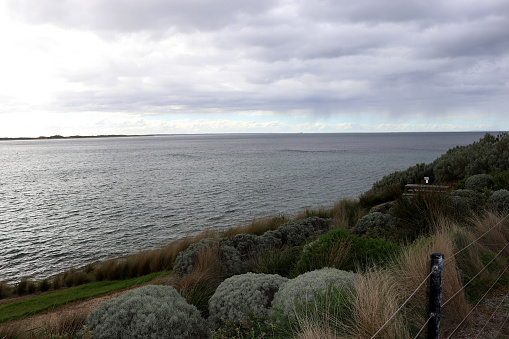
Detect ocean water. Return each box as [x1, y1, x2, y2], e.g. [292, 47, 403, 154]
[0, 132, 487, 282]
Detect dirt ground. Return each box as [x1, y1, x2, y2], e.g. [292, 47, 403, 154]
[452, 288, 509, 339]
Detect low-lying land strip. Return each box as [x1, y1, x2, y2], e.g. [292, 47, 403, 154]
[0, 271, 170, 323]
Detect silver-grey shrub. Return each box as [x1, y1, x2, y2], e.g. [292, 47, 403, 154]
[277, 217, 332, 246]
[173, 238, 243, 277]
[259, 230, 283, 248]
[208, 272, 288, 328]
[465, 174, 495, 190]
[448, 189, 487, 212]
[489, 189, 509, 213]
[353, 212, 397, 235]
[85, 285, 209, 339]
[369, 201, 395, 214]
[272, 268, 356, 318]
[220, 234, 263, 259]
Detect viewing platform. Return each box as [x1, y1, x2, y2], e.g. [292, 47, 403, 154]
[403, 184, 450, 196]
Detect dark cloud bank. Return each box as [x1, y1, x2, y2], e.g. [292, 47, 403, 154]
[7, 0, 509, 119]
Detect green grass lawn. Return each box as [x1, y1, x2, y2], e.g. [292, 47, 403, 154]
[0, 271, 171, 323]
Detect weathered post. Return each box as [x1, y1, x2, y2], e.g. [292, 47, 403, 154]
[428, 252, 444, 339]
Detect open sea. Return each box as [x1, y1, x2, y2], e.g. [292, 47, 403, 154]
[0, 132, 489, 282]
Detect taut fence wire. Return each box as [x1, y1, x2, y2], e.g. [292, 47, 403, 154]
[370, 212, 509, 338]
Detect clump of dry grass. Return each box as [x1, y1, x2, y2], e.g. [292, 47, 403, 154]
[295, 207, 334, 221]
[0, 281, 13, 299]
[392, 221, 468, 332]
[469, 212, 509, 257]
[169, 241, 225, 317]
[92, 229, 218, 281]
[0, 308, 90, 338]
[221, 215, 289, 238]
[333, 199, 367, 229]
[295, 311, 342, 339]
[342, 269, 410, 339]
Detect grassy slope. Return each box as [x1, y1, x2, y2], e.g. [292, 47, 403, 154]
[0, 271, 171, 323]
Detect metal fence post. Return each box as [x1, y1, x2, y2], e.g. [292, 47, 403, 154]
[428, 252, 444, 339]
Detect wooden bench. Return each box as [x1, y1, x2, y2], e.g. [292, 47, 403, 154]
[403, 184, 450, 196]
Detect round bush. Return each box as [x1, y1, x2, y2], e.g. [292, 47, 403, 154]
[489, 189, 509, 213]
[259, 230, 283, 249]
[278, 217, 331, 246]
[465, 174, 495, 190]
[220, 234, 263, 259]
[369, 201, 395, 214]
[353, 212, 397, 235]
[86, 285, 209, 338]
[448, 189, 487, 212]
[208, 272, 288, 328]
[272, 268, 356, 318]
[447, 195, 470, 211]
[173, 238, 243, 278]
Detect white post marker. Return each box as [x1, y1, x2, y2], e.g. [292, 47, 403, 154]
[424, 177, 429, 184]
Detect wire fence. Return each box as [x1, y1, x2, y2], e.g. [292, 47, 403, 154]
[370, 212, 509, 339]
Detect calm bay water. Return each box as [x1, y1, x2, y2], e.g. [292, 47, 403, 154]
[0, 132, 487, 282]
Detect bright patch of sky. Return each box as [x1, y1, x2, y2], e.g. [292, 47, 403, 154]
[1, 0, 508, 137]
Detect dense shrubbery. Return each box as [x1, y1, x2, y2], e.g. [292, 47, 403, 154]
[173, 217, 332, 280]
[465, 174, 495, 190]
[220, 233, 263, 259]
[494, 169, 509, 191]
[448, 189, 488, 214]
[369, 133, 509, 195]
[208, 273, 288, 328]
[294, 228, 400, 274]
[86, 285, 209, 338]
[277, 217, 332, 246]
[353, 212, 398, 235]
[489, 189, 509, 213]
[390, 192, 452, 241]
[272, 268, 356, 319]
[258, 229, 283, 248]
[434, 133, 509, 181]
[369, 201, 395, 214]
[370, 163, 434, 194]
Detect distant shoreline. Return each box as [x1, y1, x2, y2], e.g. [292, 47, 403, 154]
[0, 134, 152, 142]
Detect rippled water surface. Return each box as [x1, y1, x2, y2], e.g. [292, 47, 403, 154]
[0, 132, 486, 281]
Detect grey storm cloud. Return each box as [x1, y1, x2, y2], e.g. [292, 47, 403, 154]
[7, 0, 275, 32]
[5, 0, 509, 118]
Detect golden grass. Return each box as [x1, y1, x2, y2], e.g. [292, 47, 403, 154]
[221, 215, 290, 238]
[469, 212, 509, 257]
[90, 229, 219, 281]
[0, 308, 90, 338]
[332, 199, 367, 229]
[294, 315, 341, 339]
[169, 241, 225, 316]
[345, 269, 411, 339]
[294, 208, 334, 221]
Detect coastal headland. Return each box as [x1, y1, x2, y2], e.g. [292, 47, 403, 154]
[0, 134, 150, 141]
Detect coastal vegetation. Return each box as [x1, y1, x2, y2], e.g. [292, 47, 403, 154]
[0, 132, 508, 338]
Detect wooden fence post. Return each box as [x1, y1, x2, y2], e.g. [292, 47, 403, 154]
[428, 252, 444, 339]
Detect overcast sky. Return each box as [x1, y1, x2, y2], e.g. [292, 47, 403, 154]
[1, 0, 508, 137]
